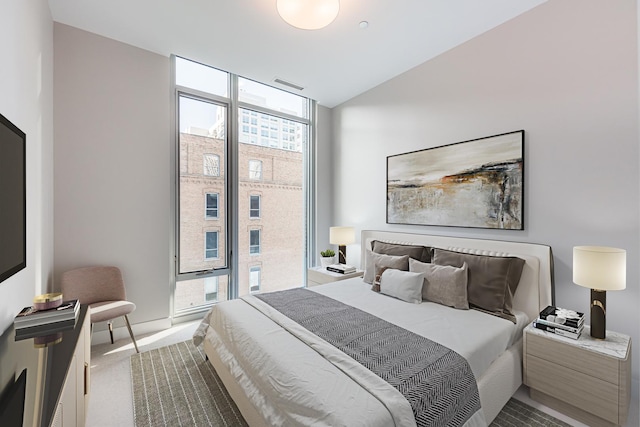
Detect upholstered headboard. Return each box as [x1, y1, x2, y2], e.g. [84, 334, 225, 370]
[360, 230, 554, 322]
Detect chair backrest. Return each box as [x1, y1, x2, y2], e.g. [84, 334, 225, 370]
[60, 266, 127, 306]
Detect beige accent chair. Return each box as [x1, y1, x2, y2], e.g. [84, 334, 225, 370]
[61, 266, 139, 353]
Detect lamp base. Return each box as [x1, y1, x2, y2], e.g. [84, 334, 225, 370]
[338, 245, 346, 264]
[590, 289, 606, 339]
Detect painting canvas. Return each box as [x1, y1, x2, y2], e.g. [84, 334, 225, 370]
[387, 130, 524, 230]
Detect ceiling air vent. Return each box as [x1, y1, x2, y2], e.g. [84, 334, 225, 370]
[273, 78, 304, 91]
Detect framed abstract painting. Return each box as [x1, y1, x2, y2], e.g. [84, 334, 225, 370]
[387, 130, 524, 230]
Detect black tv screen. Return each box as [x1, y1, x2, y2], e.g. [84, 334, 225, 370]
[0, 113, 26, 284]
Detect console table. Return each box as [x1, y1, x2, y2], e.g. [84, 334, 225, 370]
[0, 304, 90, 427]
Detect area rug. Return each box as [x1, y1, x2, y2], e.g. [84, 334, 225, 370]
[130, 340, 248, 427]
[131, 340, 572, 427]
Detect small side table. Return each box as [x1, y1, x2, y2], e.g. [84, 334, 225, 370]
[307, 266, 364, 287]
[523, 323, 631, 426]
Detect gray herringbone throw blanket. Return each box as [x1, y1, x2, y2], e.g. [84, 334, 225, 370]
[255, 288, 481, 427]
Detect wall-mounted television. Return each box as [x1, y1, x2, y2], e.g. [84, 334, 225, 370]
[0, 113, 26, 284]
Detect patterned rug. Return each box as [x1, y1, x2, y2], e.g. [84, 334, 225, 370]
[130, 340, 572, 427]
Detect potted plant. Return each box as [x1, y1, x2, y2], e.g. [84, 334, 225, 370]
[320, 249, 336, 268]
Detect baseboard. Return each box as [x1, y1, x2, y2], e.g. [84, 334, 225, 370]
[90, 317, 172, 346]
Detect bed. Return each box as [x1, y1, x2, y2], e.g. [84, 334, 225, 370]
[194, 230, 553, 426]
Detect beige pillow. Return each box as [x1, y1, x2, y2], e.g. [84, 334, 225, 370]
[432, 248, 525, 323]
[363, 250, 409, 284]
[409, 259, 469, 309]
[379, 269, 424, 304]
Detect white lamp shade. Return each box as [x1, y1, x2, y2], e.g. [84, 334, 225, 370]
[277, 0, 340, 30]
[329, 226, 354, 245]
[573, 246, 626, 291]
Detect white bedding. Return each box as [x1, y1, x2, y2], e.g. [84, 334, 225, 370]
[311, 278, 527, 378]
[195, 277, 528, 426]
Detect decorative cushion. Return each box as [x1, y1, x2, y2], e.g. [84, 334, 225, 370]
[372, 263, 391, 292]
[371, 240, 431, 263]
[409, 259, 469, 309]
[379, 269, 424, 304]
[363, 250, 409, 284]
[432, 248, 525, 322]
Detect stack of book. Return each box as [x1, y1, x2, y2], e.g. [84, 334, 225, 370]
[533, 305, 584, 339]
[326, 264, 356, 274]
[14, 299, 80, 339]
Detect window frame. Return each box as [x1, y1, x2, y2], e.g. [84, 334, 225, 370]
[204, 276, 219, 302]
[206, 192, 219, 219]
[205, 230, 219, 260]
[249, 229, 261, 255]
[249, 159, 262, 180]
[170, 55, 317, 319]
[249, 195, 261, 219]
[249, 266, 261, 293]
[203, 153, 220, 177]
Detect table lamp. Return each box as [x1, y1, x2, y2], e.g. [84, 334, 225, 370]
[329, 226, 354, 264]
[573, 246, 626, 339]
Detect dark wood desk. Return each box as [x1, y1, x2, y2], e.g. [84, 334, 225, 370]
[0, 305, 90, 427]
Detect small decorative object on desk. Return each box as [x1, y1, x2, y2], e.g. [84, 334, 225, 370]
[14, 299, 80, 330]
[33, 292, 63, 310]
[326, 264, 356, 274]
[534, 305, 584, 339]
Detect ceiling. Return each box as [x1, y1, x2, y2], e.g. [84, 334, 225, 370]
[48, 0, 547, 108]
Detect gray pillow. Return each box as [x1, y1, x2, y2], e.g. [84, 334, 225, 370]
[432, 248, 525, 323]
[409, 259, 469, 309]
[371, 240, 431, 263]
[379, 269, 424, 304]
[363, 250, 409, 284]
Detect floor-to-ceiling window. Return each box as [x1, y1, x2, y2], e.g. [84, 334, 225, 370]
[172, 56, 313, 315]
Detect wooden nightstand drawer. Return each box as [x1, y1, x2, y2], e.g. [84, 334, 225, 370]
[526, 331, 620, 384]
[523, 325, 631, 426]
[526, 354, 619, 422]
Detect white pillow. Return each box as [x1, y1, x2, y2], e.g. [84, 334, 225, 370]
[363, 249, 409, 284]
[379, 269, 424, 304]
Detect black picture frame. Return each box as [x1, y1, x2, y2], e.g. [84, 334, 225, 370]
[387, 130, 524, 230]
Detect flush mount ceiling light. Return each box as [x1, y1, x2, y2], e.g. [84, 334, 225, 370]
[277, 0, 340, 30]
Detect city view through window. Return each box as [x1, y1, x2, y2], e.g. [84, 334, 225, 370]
[174, 57, 310, 313]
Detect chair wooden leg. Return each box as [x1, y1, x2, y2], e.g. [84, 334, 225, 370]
[108, 322, 114, 344]
[124, 315, 140, 353]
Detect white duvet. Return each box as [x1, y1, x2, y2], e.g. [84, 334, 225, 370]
[194, 278, 526, 427]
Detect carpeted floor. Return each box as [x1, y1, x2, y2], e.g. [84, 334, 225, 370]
[131, 340, 573, 427]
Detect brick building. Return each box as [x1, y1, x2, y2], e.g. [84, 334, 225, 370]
[175, 131, 304, 310]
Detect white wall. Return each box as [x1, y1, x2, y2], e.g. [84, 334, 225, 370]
[315, 105, 334, 260]
[53, 24, 171, 330]
[331, 0, 640, 399]
[0, 0, 53, 384]
[0, 0, 53, 331]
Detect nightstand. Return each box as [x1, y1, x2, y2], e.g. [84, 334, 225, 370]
[523, 323, 631, 427]
[307, 266, 364, 287]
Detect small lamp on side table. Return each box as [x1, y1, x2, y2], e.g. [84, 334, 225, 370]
[573, 246, 626, 339]
[329, 226, 355, 265]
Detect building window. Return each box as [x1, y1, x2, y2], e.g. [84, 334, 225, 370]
[206, 193, 219, 219]
[249, 267, 261, 293]
[249, 160, 262, 180]
[250, 195, 260, 218]
[204, 154, 220, 176]
[205, 231, 219, 259]
[204, 277, 219, 302]
[249, 229, 260, 255]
